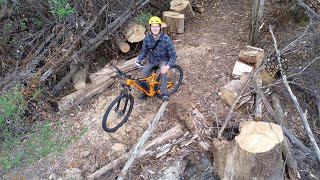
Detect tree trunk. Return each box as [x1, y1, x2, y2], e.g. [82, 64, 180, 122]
[122, 22, 146, 43]
[170, 0, 195, 21]
[213, 121, 284, 180]
[220, 80, 245, 107]
[162, 11, 185, 34]
[250, 0, 265, 45]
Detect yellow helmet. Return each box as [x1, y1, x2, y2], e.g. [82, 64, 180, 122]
[149, 16, 162, 25]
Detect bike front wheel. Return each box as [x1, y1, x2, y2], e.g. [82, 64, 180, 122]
[102, 93, 134, 132]
[155, 64, 183, 98]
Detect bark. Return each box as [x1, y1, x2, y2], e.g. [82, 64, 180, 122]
[283, 137, 301, 179]
[162, 11, 185, 34]
[271, 93, 288, 126]
[250, 0, 265, 45]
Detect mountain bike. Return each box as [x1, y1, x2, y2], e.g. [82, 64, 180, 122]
[102, 63, 183, 132]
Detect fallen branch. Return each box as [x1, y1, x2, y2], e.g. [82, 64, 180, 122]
[58, 58, 137, 111]
[249, 74, 311, 154]
[87, 119, 184, 180]
[269, 25, 320, 162]
[117, 101, 169, 180]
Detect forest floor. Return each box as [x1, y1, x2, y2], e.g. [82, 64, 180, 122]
[3, 0, 320, 179]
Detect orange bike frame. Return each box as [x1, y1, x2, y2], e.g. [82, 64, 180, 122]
[125, 72, 172, 97]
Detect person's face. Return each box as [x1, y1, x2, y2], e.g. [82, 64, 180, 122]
[150, 24, 161, 35]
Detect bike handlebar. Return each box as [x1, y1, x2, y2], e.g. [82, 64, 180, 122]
[110, 63, 136, 79]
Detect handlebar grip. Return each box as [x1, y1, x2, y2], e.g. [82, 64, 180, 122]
[109, 63, 132, 79]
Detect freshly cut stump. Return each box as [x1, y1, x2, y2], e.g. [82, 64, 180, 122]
[213, 121, 285, 180]
[123, 22, 146, 43]
[162, 11, 185, 34]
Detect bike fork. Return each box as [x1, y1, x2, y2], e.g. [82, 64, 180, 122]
[115, 94, 129, 115]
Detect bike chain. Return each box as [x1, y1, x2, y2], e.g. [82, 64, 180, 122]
[264, 54, 288, 76]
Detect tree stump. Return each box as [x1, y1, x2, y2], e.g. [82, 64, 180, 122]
[162, 11, 185, 34]
[170, 0, 195, 21]
[213, 121, 285, 180]
[122, 22, 146, 43]
[220, 80, 245, 106]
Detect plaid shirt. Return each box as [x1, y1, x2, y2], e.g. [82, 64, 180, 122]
[137, 33, 176, 67]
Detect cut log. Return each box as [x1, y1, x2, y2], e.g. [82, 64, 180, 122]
[213, 121, 285, 180]
[254, 74, 263, 121]
[232, 60, 254, 77]
[122, 22, 146, 43]
[261, 69, 276, 85]
[162, 11, 185, 34]
[58, 58, 137, 111]
[87, 124, 186, 180]
[239, 46, 264, 68]
[170, 0, 195, 20]
[115, 35, 130, 53]
[220, 80, 245, 106]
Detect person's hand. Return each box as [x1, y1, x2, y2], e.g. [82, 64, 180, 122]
[161, 65, 170, 74]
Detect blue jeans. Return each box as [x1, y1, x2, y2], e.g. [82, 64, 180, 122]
[139, 61, 168, 95]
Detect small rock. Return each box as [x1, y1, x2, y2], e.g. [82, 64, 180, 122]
[80, 151, 90, 158]
[49, 173, 56, 180]
[63, 168, 83, 180]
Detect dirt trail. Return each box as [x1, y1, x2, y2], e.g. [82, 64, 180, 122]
[4, 0, 252, 178]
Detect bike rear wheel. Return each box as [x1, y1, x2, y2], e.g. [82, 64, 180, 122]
[155, 64, 183, 97]
[102, 93, 134, 132]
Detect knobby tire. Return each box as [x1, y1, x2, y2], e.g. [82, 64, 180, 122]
[102, 93, 134, 132]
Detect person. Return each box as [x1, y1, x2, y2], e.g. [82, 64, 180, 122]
[135, 16, 177, 101]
